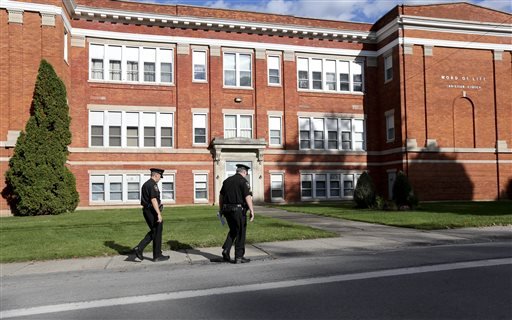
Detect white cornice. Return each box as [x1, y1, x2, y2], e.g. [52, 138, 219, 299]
[75, 28, 376, 57]
[1, 0, 72, 31]
[401, 36, 512, 51]
[400, 15, 512, 35]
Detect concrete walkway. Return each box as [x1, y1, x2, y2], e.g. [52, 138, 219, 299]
[1, 205, 511, 276]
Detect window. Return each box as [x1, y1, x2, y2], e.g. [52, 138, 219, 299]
[89, 111, 104, 146]
[270, 173, 284, 201]
[384, 55, 393, 82]
[126, 175, 140, 200]
[108, 112, 122, 147]
[160, 113, 173, 147]
[193, 114, 207, 144]
[143, 48, 156, 82]
[300, 173, 360, 200]
[194, 174, 208, 201]
[90, 173, 175, 204]
[267, 55, 280, 85]
[90, 44, 104, 80]
[269, 116, 282, 146]
[299, 117, 365, 151]
[224, 114, 252, 138]
[89, 110, 173, 148]
[297, 57, 364, 93]
[193, 50, 207, 81]
[160, 49, 173, 83]
[64, 30, 68, 62]
[224, 52, 252, 87]
[385, 111, 395, 142]
[126, 47, 139, 81]
[109, 175, 123, 201]
[107, 46, 122, 81]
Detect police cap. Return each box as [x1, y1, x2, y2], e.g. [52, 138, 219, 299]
[150, 168, 165, 177]
[236, 164, 250, 171]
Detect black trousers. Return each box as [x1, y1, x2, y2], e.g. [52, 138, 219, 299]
[137, 207, 163, 259]
[222, 207, 247, 259]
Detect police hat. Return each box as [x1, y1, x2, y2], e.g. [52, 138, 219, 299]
[150, 168, 165, 177]
[236, 164, 251, 171]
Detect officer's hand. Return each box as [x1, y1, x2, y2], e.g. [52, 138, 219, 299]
[157, 214, 163, 223]
[249, 210, 254, 222]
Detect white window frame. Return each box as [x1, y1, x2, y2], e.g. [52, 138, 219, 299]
[192, 50, 207, 82]
[298, 117, 366, 151]
[270, 173, 285, 202]
[297, 57, 364, 94]
[90, 172, 176, 204]
[88, 110, 174, 148]
[224, 114, 253, 139]
[223, 52, 252, 88]
[267, 55, 281, 86]
[194, 173, 209, 203]
[268, 115, 282, 147]
[193, 113, 208, 145]
[63, 30, 68, 63]
[384, 54, 393, 83]
[385, 109, 395, 142]
[88, 43, 174, 85]
[300, 172, 361, 200]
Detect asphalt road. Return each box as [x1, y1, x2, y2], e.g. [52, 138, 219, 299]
[2, 242, 511, 320]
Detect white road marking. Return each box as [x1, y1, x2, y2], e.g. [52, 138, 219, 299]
[2, 258, 510, 319]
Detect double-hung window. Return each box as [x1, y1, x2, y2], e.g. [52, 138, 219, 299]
[160, 113, 173, 147]
[193, 50, 207, 81]
[269, 116, 282, 146]
[384, 55, 393, 82]
[107, 46, 122, 81]
[299, 117, 365, 151]
[90, 44, 104, 80]
[90, 111, 104, 146]
[267, 55, 281, 85]
[223, 52, 252, 88]
[297, 57, 364, 93]
[385, 110, 395, 142]
[193, 113, 207, 144]
[108, 112, 122, 147]
[126, 47, 139, 81]
[270, 173, 284, 201]
[126, 112, 139, 147]
[224, 114, 252, 138]
[194, 174, 208, 201]
[160, 49, 173, 83]
[143, 48, 156, 82]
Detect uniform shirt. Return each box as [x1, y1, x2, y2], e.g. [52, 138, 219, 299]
[220, 173, 252, 205]
[141, 178, 161, 207]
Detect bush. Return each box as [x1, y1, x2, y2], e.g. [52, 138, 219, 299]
[5, 60, 79, 215]
[392, 171, 418, 209]
[354, 171, 376, 208]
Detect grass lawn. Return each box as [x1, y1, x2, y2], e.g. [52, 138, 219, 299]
[0, 205, 335, 263]
[273, 201, 512, 230]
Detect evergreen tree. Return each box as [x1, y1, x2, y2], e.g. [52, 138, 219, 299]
[392, 171, 418, 209]
[353, 171, 377, 208]
[5, 60, 79, 215]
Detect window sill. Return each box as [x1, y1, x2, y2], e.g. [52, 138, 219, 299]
[88, 80, 174, 87]
[297, 89, 364, 96]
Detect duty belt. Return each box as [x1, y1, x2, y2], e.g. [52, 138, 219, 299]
[223, 204, 243, 210]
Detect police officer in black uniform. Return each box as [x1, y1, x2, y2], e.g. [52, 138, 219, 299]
[133, 168, 170, 262]
[219, 164, 255, 264]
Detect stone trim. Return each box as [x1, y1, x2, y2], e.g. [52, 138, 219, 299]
[494, 50, 503, 61]
[71, 35, 85, 47]
[424, 45, 433, 56]
[210, 46, 221, 57]
[8, 10, 23, 24]
[177, 43, 190, 55]
[41, 13, 55, 26]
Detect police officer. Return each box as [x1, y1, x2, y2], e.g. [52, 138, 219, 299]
[133, 168, 170, 262]
[219, 164, 255, 264]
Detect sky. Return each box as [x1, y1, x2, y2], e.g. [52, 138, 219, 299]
[133, 0, 512, 23]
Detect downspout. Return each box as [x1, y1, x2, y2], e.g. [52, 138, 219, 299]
[400, 5, 410, 175]
[492, 53, 501, 200]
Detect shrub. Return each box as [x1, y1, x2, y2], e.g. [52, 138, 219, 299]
[5, 60, 79, 215]
[354, 171, 376, 208]
[392, 171, 418, 209]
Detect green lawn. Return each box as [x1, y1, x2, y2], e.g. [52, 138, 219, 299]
[273, 201, 512, 230]
[0, 205, 335, 263]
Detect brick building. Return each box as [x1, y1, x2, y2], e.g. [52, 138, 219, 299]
[1, 0, 511, 213]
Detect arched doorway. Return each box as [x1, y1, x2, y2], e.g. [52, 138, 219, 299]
[453, 97, 475, 148]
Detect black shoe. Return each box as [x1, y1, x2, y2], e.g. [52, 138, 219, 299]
[133, 247, 143, 261]
[234, 257, 251, 264]
[222, 250, 230, 262]
[153, 255, 170, 262]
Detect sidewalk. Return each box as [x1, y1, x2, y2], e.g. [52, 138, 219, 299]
[1, 206, 511, 277]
